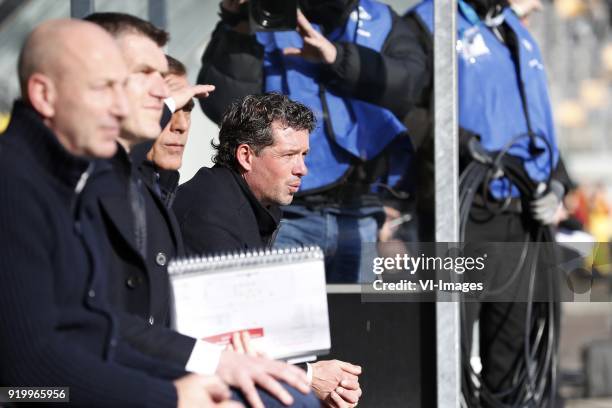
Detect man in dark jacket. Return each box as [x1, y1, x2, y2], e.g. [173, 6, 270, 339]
[197, 0, 429, 283]
[174, 93, 363, 408]
[0, 19, 230, 407]
[174, 93, 313, 254]
[80, 11, 190, 363]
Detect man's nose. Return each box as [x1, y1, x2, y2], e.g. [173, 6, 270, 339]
[293, 155, 308, 177]
[151, 72, 169, 100]
[111, 83, 129, 119]
[172, 112, 190, 133]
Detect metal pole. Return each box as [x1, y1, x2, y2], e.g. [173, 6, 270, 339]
[148, 0, 167, 30]
[434, 0, 460, 407]
[70, 0, 93, 19]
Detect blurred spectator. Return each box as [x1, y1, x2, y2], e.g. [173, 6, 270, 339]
[80, 12, 188, 373]
[197, 0, 428, 283]
[131, 54, 196, 209]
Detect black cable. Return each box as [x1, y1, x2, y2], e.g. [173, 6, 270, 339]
[458, 133, 559, 408]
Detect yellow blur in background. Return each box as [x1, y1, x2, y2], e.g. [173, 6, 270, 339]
[0, 113, 9, 133]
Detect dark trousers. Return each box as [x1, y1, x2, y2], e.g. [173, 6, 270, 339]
[466, 208, 527, 390]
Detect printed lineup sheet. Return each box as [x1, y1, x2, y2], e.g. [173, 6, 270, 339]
[170, 250, 330, 360]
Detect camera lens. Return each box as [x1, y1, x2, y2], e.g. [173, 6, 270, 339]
[258, 0, 284, 27]
[250, 0, 297, 31]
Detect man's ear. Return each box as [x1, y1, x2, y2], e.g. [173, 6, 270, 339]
[235, 143, 254, 172]
[27, 73, 56, 118]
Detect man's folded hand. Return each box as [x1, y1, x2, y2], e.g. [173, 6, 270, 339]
[311, 360, 362, 407]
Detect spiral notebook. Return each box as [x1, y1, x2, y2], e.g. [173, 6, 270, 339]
[168, 246, 331, 361]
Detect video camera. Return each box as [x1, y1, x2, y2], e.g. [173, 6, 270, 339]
[249, 0, 298, 32]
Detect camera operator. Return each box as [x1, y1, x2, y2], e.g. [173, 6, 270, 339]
[197, 0, 429, 283]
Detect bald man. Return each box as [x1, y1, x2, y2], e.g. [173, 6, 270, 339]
[0, 19, 238, 408]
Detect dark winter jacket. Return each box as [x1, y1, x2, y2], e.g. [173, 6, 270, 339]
[0, 101, 178, 407]
[79, 141, 194, 370]
[173, 165, 282, 255]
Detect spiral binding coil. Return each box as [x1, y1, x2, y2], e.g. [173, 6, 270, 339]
[168, 245, 324, 276]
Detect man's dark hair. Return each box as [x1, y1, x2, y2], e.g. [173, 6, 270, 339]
[165, 54, 186, 77]
[84, 12, 169, 46]
[213, 93, 316, 170]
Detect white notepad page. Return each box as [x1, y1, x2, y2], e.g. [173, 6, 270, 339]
[169, 248, 331, 360]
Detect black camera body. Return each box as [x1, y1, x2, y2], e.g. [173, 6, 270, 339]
[249, 0, 298, 32]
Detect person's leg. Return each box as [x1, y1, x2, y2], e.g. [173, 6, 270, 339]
[326, 211, 358, 283]
[479, 301, 529, 394]
[276, 205, 381, 283]
[230, 384, 320, 407]
[327, 207, 381, 283]
[275, 205, 338, 281]
[357, 213, 380, 283]
[275, 207, 327, 247]
[466, 210, 537, 405]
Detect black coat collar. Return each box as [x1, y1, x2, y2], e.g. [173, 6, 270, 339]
[130, 139, 155, 168]
[110, 142, 133, 179]
[3, 101, 90, 191]
[224, 165, 282, 239]
[128, 140, 180, 200]
[91, 142, 182, 258]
